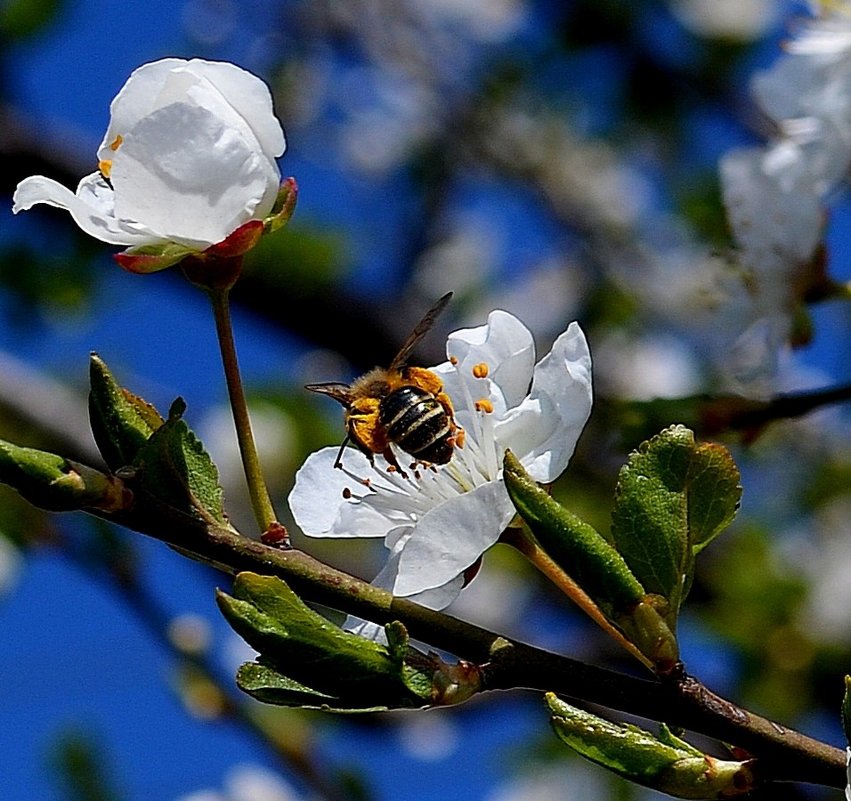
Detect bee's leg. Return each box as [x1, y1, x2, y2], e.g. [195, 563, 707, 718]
[381, 447, 408, 479]
[333, 436, 351, 469]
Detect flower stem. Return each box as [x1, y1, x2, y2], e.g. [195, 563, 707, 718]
[208, 286, 278, 533]
[501, 525, 655, 671]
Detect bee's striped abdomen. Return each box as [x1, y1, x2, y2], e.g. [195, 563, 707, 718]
[380, 385, 454, 464]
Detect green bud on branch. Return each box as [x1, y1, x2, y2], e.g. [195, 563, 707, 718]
[547, 693, 755, 799]
[0, 439, 131, 512]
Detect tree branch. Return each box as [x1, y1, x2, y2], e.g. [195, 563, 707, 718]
[100, 494, 846, 790]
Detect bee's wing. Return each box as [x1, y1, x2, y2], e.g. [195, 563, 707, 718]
[388, 291, 453, 371]
[305, 382, 354, 407]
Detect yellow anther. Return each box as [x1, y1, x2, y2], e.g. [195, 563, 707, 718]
[98, 136, 122, 179]
[475, 398, 494, 414]
[449, 355, 459, 365]
[472, 362, 489, 378]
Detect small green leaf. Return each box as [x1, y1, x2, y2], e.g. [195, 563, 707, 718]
[218, 573, 481, 711]
[504, 451, 645, 616]
[132, 400, 226, 525]
[610, 425, 741, 617]
[0, 439, 129, 512]
[217, 573, 429, 709]
[264, 177, 299, 234]
[114, 241, 198, 273]
[235, 662, 342, 708]
[546, 693, 755, 799]
[89, 354, 164, 471]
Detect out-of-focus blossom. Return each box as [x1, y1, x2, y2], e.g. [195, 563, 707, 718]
[0, 536, 22, 596]
[845, 747, 851, 801]
[718, 2, 851, 391]
[177, 764, 304, 801]
[13, 58, 285, 270]
[289, 310, 592, 624]
[669, 0, 781, 40]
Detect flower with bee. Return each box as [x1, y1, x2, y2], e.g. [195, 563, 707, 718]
[289, 303, 593, 624]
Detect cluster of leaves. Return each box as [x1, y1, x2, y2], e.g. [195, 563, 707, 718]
[505, 426, 741, 674]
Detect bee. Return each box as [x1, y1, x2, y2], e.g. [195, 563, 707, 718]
[306, 292, 461, 475]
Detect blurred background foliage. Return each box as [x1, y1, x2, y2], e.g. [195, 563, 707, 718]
[1, 0, 850, 799]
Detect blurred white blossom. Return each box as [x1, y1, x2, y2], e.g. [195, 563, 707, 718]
[718, 2, 851, 392]
[177, 764, 306, 801]
[201, 401, 295, 533]
[0, 536, 22, 596]
[395, 712, 461, 762]
[669, 0, 782, 40]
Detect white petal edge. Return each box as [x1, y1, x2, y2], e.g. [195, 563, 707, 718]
[494, 321, 592, 483]
[12, 174, 158, 246]
[343, 557, 467, 642]
[99, 58, 284, 163]
[438, 310, 536, 411]
[393, 480, 516, 596]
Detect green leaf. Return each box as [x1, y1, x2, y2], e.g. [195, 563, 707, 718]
[504, 450, 645, 616]
[546, 693, 755, 799]
[235, 662, 342, 708]
[131, 399, 226, 525]
[0, 439, 129, 512]
[610, 425, 741, 617]
[89, 354, 164, 471]
[217, 573, 428, 709]
[217, 573, 481, 711]
[114, 241, 198, 273]
[264, 177, 298, 234]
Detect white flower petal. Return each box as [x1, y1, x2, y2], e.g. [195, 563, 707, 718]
[100, 58, 284, 164]
[342, 555, 467, 641]
[289, 448, 408, 538]
[495, 322, 592, 483]
[393, 481, 516, 596]
[372, 548, 468, 608]
[12, 174, 157, 246]
[182, 59, 285, 158]
[438, 310, 536, 412]
[845, 748, 851, 801]
[110, 102, 278, 247]
[720, 145, 824, 275]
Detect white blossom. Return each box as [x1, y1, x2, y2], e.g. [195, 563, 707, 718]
[289, 310, 592, 621]
[718, 2, 851, 391]
[12, 58, 284, 257]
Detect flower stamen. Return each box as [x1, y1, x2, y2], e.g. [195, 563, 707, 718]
[472, 362, 489, 378]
